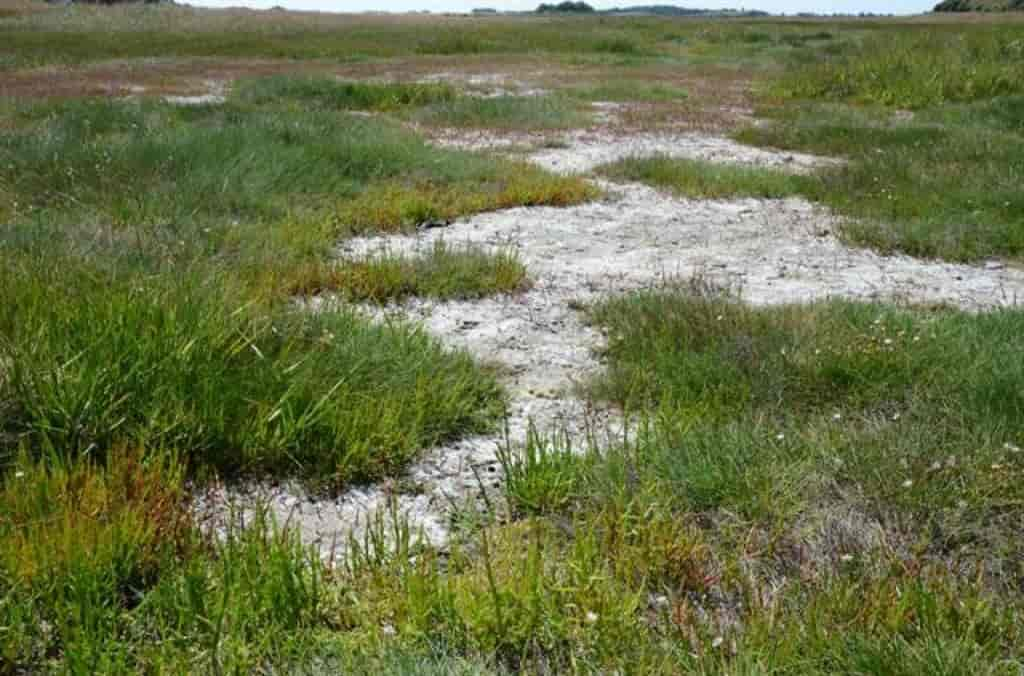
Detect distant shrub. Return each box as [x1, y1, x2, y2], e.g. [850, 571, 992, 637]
[537, 1, 595, 12]
[933, 0, 973, 10]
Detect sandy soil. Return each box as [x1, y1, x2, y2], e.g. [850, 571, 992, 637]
[432, 128, 837, 174]
[194, 130, 1024, 560]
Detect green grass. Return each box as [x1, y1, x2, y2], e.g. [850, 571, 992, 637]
[414, 95, 591, 130]
[5, 12, 1024, 673]
[0, 9, 672, 69]
[586, 283, 1024, 540]
[0, 96, 590, 285]
[0, 88, 589, 483]
[293, 241, 529, 303]
[235, 76, 458, 112]
[1, 450, 332, 672]
[737, 100, 1024, 261]
[736, 25, 1024, 262]
[597, 155, 808, 199]
[0, 255, 504, 484]
[565, 81, 689, 103]
[773, 28, 1024, 109]
[0, 6, 861, 73]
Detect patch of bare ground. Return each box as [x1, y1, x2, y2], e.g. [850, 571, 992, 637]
[0, 55, 556, 101]
[195, 129, 1024, 559]
[432, 128, 835, 174]
[0, 58, 313, 100]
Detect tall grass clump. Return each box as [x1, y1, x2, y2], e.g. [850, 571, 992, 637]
[0, 256, 504, 483]
[235, 76, 457, 111]
[414, 95, 590, 130]
[566, 81, 689, 103]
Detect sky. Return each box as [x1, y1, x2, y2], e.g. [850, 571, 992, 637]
[189, 0, 935, 17]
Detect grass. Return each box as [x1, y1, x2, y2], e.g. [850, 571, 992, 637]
[5, 283, 1023, 672]
[601, 27, 1024, 263]
[4, 8, 1024, 673]
[772, 28, 1024, 109]
[0, 255, 505, 484]
[736, 26, 1024, 262]
[585, 282, 1024, 539]
[0, 86, 590, 485]
[608, 28, 1024, 264]
[293, 241, 529, 302]
[565, 81, 689, 103]
[1, 451, 330, 672]
[235, 76, 458, 112]
[597, 154, 808, 199]
[0, 8, 675, 69]
[413, 95, 591, 130]
[238, 75, 592, 131]
[0, 95, 589, 281]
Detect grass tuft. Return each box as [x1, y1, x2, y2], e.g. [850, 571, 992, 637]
[414, 95, 591, 130]
[235, 76, 457, 111]
[292, 241, 529, 303]
[0, 257, 505, 484]
[597, 154, 809, 199]
[567, 81, 689, 103]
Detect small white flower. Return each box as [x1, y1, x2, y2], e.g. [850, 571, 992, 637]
[382, 624, 396, 636]
[840, 554, 854, 563]
[14, 471, 25, 479]
[1004, 442, 1021, 453]
[892, 412, 901, 421]
[883, 338, 893, 346]
[901, 479, 913, 489]
[711, 636, 724, 649]
[776, 433, 785, 441]
[832, 413, 842, 422]
[585, 611, 599, 624]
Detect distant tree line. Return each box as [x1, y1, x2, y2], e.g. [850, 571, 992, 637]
[537, 1, 596, 12]
[934, 0, 1023, 9]
[51, 0, 165, 4]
